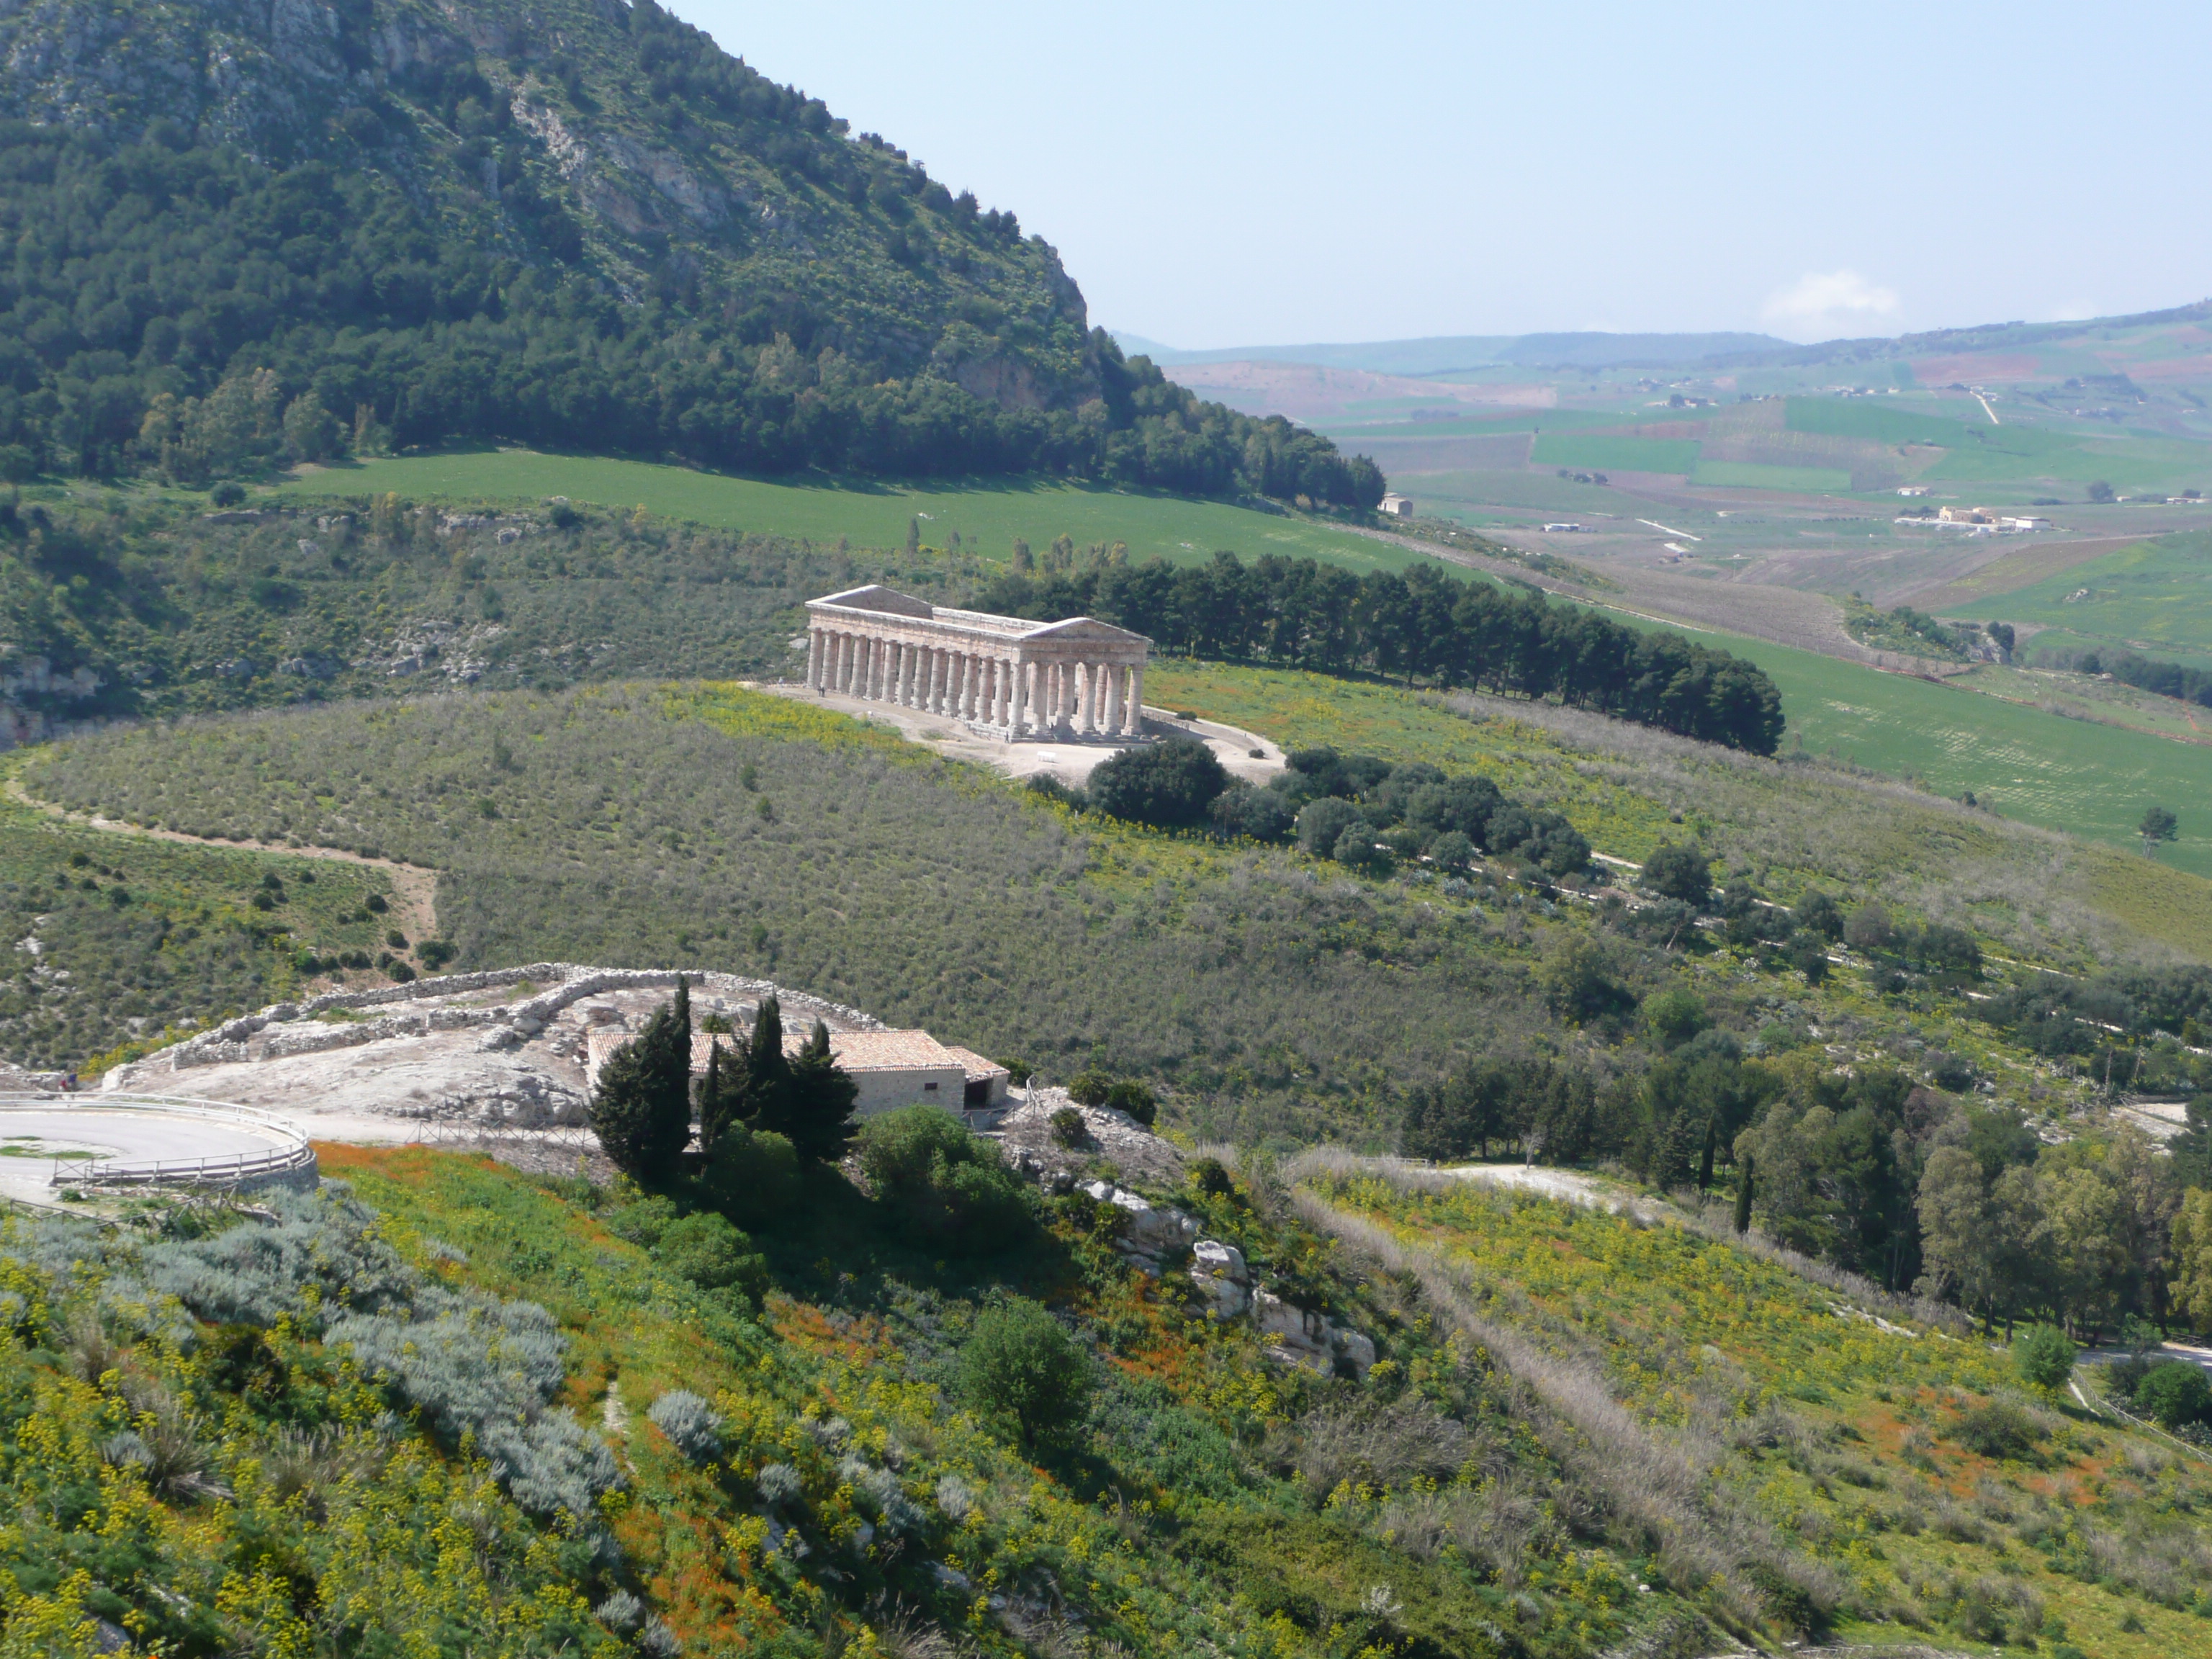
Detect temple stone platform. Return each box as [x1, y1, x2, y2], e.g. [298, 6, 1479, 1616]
[754, 681, 1282, 788]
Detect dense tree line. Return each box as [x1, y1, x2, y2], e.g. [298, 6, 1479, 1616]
[2073, 647, 2212, 709]
[0, 119, 1379, 504]
[979, 554, 1786, 752]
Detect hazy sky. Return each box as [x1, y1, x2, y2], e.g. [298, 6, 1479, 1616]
[667, 0, 2211, 350]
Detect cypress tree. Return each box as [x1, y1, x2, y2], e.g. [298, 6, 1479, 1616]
[696, 1038, 755, 1151]
[1696, 1115, 1717, 1191]
[740, 996, 793, 1134]
[1733, 1155, 1755, 1235]
[590, 976, 693, 1180]
[784, 1019, 860, 1164]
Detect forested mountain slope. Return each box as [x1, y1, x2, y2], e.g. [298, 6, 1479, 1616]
[0, 0, 1378, 502]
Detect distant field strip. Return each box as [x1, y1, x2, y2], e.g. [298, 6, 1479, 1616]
[1689, 460, 1853, 493]
[278, 451, 1423, 575]
[1529, 433, 1700, 474]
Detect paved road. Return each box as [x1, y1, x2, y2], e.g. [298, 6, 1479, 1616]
[0, 1105, 297, 1208]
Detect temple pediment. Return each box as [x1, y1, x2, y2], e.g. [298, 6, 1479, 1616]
[1019, 616, 1150, 645]
[812, 584, 935, 619]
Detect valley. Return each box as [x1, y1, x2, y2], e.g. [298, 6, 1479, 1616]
[0, 3, 2210, 1658]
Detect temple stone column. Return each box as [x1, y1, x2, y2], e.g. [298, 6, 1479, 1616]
[932, 649, 950, 714]
[1123, 665, 1144, 734]
[870, 638, 887, 701]
[1081, 662, 1100, 735]
[994, 658, 1010, 727]
[806, 630, 822, 689]
[1102, 662, 1122, 733]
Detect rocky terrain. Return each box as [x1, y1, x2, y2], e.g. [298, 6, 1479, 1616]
[102, 962, 881, 1136]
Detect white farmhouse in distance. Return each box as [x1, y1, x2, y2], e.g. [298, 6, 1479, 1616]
[1377, 493, 1414, 518]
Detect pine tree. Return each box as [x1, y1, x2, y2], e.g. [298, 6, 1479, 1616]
[590, 977, 693, 1180]
[784, 1019, 860, 1164]
[1733, 1155, 1755, 1235]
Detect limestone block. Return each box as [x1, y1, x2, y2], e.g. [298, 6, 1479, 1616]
[1192, 1239, 1248, 1282]
[1121, 1199, 1197, 1259]
[1081, 1179, 1116, 1203]
[1190, 1241, 1251, 1320]
[479, 1025, 523, 1051]
[1253, 1289, 1332, 1359]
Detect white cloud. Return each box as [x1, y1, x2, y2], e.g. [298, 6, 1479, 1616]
[1761, 270, 1902, 340]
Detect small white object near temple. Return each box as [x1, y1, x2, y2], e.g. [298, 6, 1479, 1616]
[804, 584, 1151, 743]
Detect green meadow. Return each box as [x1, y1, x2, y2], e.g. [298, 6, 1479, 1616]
[1727, 637, 2212, 878]
[1979, 531, 2212, 657]
[1689, 459, 1852, 493]
[1529, 433, 1701, 473]
[274, 449, 1423, 574]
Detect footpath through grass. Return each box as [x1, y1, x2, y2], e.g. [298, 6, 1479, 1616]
[274, 449, 1421, 575]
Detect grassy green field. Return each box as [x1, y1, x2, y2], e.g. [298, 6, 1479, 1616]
[275, 450, 1423, 574]
[1689, 460, 1853, 493]
[1964, 531, 2212, 657]
[1735, 637, 2212, 876]
[1529, 433, 1701, 474]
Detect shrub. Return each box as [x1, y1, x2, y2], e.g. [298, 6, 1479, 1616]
[1295, 796, 1360, 857]
[956, 1298, 1092, 1449]
[1189, 1156, 1236, 1198]
[1331, 821, 1390, 874]
[1844, 902, 1894, 951]
[1084, 737, 1227, 829]
[858, 1106, 1029, 1250]
[2012, 1324, 2076, 1391]
[698, 1130, 802, 1227]
[1067, 1069, 1111, 1107]
[1103, 1078, 1157, 1127]
[655, 1213, 769, 1307]
[1643, 986, 1709, 1050]
[210, 481, 246, 506]
[2135, 1360, 2211, 1428]
[1426, 830, 1475, 869]
[647, 1390, 724, 1462]
[1640, 842, 1710, 906]
[1208, 781, 1296, 842]
[1050, 1107, 1086, 1147]
[1949, 1401, 2041, 1460]
[1796, 891, 1845, 941]
[606, 1194, 683, 1249]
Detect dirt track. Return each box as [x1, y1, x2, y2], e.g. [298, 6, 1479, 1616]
[5, 775, 440, 945]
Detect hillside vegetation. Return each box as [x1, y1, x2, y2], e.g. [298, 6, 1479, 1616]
[24, 667, 2210, 1136]
[1303, 1161, 2212, 1658]
[0, 0, 1377, 503]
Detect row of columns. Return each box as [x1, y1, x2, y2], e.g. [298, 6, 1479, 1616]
[806, 628, 1143, 738]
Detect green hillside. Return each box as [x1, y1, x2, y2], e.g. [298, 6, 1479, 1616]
[273, 451, 1420, 574]
[1309, 1164, 2212, 1659]
[0, 0, 1377, 505]
[1964, 532, 2212, 661]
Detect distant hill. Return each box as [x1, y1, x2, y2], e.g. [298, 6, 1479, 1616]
[1117, 331, 1795, 375]
[1122, 302, 2212, 377]
[0, 0, 1380, 505]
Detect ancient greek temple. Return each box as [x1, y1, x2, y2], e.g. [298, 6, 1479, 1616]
[803, 585, 1151, 741]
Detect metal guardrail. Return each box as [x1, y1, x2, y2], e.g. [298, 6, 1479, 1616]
[0, 1093, 316, 1190]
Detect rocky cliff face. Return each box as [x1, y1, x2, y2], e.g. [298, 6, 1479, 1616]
[0, 0, 1100, 407]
